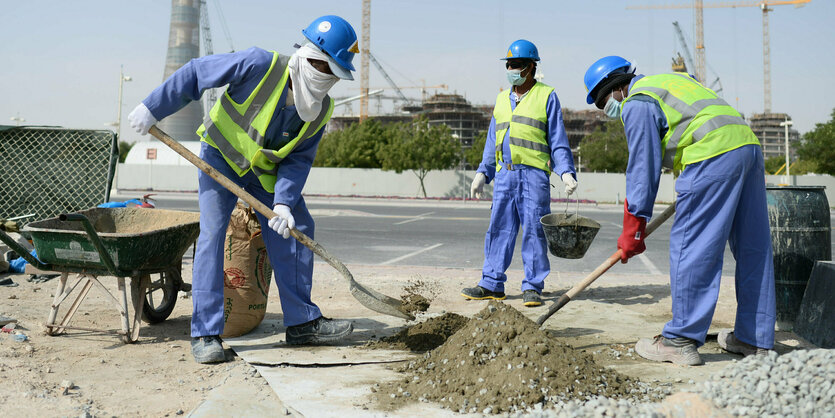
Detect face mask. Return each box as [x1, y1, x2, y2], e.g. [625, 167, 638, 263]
[289, 44, 340, 122]
[603, 89, 625, 119]
[603, 96, 622, 119]
[506, 69, 526, 86]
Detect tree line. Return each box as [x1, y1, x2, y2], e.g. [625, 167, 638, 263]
[314, 107, 835, 187]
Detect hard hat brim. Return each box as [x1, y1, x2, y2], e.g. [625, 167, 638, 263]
[325, 54, 354, 80]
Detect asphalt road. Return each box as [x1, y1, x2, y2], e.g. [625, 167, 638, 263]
[128, 192, 789, 278]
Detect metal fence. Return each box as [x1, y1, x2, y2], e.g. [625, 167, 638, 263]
[0, 126, 118, 227]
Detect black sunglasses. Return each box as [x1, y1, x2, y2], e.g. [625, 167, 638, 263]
[505, 60, 529, 70]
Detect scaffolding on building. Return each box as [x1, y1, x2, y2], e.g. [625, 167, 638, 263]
[749, 112, 799, 161]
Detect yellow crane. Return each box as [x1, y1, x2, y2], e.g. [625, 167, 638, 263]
[627, 0, 811, 113]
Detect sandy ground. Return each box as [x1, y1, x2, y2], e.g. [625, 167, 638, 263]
[0, 258, 816, 417]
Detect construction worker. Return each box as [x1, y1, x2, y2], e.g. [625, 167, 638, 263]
[583, 56, 775, 365]
[465, 40, 577, 307]
[128, 15, 360, 364]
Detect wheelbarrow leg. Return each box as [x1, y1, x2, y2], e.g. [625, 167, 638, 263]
[46, 272, 69, 335]
[125, 275, 150, 343]
[53, 274, 95, 335]
[118, 277, 132, 343]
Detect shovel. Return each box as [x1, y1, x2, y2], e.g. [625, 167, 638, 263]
[536, 202, 676, 326]
[149, 126, 414, 320]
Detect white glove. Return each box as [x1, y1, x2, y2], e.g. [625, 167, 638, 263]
[470, 173, 487, 199]
[268, 204, 295, 239]
[561, 172, 578, 196]
[127, 103, 157, 136]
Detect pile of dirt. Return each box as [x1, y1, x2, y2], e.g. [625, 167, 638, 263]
[366, 313, 469, 352]
[376, 301, 645, 414]
[399, 279, 436, 316]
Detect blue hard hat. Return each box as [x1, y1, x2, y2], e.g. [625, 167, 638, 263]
[583, 56, 632, 104]
[501, 39, 540, 61]
[302, 15, 359, 80]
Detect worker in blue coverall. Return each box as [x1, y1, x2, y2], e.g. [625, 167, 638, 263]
[128, 15, 359, 364]
[583, 56, 776, 365]
[465, 40, 577, 307]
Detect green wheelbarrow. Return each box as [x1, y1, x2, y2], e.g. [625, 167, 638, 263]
[0, 207, 199, 343]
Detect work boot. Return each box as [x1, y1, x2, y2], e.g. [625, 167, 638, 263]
[461, 286, 506, 300]
[191, 335, 226, 364]
[286, 316, 353, 345]
[717, 330, 771, 356]
[635, 335, 703, 366]
[522, 290, 543, 307]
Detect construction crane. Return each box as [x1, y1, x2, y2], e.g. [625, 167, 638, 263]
[369, 52, 412, 108]
[352, 82, 449, 101]
[628, 0, 811, 113]
[199, 0, 235, 115]
[359, 0, 371, 121]
[672, 21, 723, 95]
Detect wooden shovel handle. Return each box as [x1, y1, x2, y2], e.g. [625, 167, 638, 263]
[148, 126, 339, 269]
[536, 202, 676, 326]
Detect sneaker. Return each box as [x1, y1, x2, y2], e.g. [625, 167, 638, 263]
[717, 330, 770, 356]
[461, 286, 506, 300]
[522, 290, 543, 307]
[635, 335, 703, 366]
[286, 316, 353, 345]
[191, 335, 226, 364]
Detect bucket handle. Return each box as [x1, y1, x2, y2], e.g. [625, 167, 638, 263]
[563, 192, 581, 227]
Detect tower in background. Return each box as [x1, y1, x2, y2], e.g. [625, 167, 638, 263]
[156, 0, 204, 142]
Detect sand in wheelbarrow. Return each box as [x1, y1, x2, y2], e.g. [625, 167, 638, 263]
[374, 301, 648, 414]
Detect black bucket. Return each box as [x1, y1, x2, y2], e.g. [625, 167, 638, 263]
[766, 186, 832, 330]
[540, 213, 601, 259]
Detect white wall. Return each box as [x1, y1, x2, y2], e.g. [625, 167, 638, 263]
[116, 163, 835, 206]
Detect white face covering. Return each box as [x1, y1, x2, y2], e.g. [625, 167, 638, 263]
[288, 43, 340, 122]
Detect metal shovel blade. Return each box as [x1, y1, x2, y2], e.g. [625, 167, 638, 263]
[149, 126, 414, 321]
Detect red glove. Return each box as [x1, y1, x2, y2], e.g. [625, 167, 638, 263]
[617, 199, 647, 263]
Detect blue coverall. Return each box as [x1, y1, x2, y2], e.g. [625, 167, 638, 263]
[623, 75, 776, 349]
[142, 47, 324, 337]
[476, 87, 575, 294]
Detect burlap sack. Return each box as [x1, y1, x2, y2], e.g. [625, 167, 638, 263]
[221, 203, 273, 338]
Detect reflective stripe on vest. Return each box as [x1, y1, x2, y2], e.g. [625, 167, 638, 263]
[197, 52, 333, 192]
[493, 82, 554, 173]
[624, 73, 759, 171]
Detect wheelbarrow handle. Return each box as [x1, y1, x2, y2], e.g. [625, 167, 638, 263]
[0, 228, 51, 271]
[536, 202, 676, 326]
[59, 213, 121, 276]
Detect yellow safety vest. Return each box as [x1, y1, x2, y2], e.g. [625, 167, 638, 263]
[493, 82, 553, 174]
[197, 52, 334, 192]
[624, 73, 759, 172]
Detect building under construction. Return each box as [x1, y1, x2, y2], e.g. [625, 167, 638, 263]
[327, 92, 609, 172]
[327, 92, 491, 148]
[749, 112, 800, 162]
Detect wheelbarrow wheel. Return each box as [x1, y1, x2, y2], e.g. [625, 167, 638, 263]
[141, 266, 180, 324]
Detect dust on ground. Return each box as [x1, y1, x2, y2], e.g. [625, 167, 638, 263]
[399, 278, 438, 317]
[374, 301, 655, 414]
[366, 312, 469, 352]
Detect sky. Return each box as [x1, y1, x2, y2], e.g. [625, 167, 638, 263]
[2, 0, 833, 144]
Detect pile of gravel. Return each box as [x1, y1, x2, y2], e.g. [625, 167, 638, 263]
[696, 348, 834, 417]
[510, 348, 835, 417]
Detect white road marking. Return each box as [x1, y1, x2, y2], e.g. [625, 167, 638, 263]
[637, 253, 662, 275]
[379, 243, 443, 265]
[393, 211, 436, 225]
[609, 222, 662, 275]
